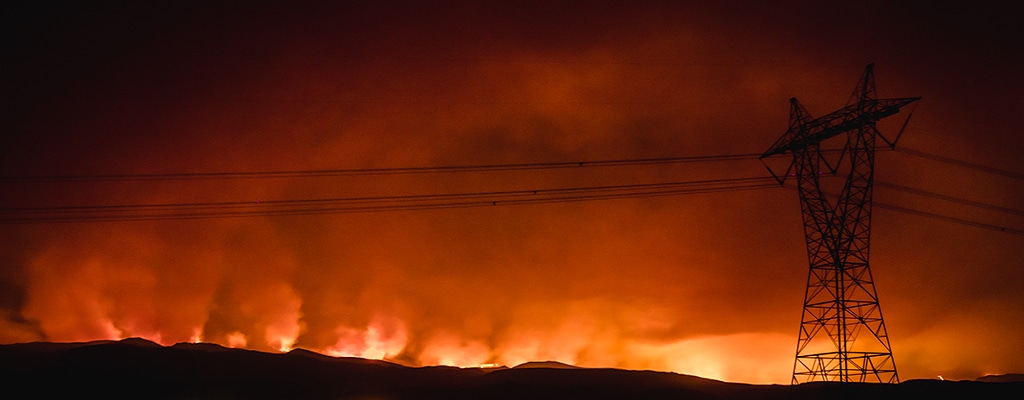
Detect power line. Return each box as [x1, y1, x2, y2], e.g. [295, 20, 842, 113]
[2, 147, 1020, 236]
[4, 177, 776, 213]
[0, 147, 900, 183]
[4, 146, 963, 185]
[875, 181, 1024, 217]
[0, 153, 764, 183]
[894, 147, 1024, 180]
[874, 201, 1024, 236]
[0, 177, 778, 223]
[5, 175, 1021, 237]
[785, 183, 1024, 236]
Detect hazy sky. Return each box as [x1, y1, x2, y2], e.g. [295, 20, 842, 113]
[2, 1, 1021, 383]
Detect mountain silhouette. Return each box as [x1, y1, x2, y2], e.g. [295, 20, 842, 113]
[1, 338, 1021, 399]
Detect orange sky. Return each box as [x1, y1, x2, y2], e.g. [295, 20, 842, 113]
[2, 1, 1022, 383]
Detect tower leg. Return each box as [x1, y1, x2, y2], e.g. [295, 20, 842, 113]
[790, 121, 897, 384]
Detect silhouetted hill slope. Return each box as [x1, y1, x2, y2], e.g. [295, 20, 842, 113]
[512, 360, 580, 369]
[977, 373, 1024, 383]
[1, 338, 1021, 399]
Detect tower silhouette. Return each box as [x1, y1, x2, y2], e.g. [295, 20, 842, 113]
[761, 64, 919, 383]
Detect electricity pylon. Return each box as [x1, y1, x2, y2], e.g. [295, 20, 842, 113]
[761, 64, 919, 384]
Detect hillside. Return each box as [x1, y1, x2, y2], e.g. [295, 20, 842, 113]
[1, 338, 1020, 399]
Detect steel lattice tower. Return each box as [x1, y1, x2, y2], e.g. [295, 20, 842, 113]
[761, 64, 919, 384]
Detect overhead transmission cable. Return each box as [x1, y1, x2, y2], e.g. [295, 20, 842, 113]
[4, 147, 985, 183]
[784, 182, 1024, 236]
[0, 176, 779, 223]
[875, 181, 1024, 217]
[872, 201, 1024, 236]
[1, 147, 1020, 236]
[0, 153, 764, 182]
[894, 147, 1024, 181]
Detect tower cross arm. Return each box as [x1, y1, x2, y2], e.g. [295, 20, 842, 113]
[760, 96, 920, 159]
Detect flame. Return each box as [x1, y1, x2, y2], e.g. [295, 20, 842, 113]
[261, 283, 303, 352]
[627, 333, 793, 384]
[17, 231, 1007, 384]
[226, 331, 248, 348]
[325, 316, 408, 360]
[189, 327, 203, 344]
[418, 333, 491, 367]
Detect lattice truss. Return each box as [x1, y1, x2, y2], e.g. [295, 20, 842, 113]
[761, 64, 919, 384]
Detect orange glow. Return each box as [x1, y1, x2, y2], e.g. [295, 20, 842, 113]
[418, 333, 491, 367]
[189, 327, 203, 344]
[23, 256, 129, 342]
[226, 331, 248, 349]
[627, 333, 794, 383]
[325, 316, 408, 360]
[260, 283, 304, 352]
